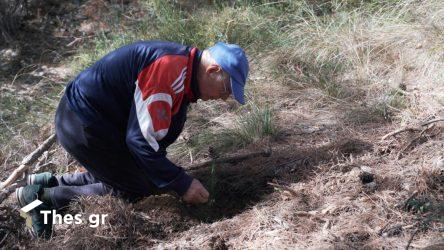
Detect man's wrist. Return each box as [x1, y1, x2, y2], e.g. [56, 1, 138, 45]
[169, 172, 193, 196]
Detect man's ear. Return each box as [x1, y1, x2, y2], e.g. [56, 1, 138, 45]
[206, 64, 221, 74]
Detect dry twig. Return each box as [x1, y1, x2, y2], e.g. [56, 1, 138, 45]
[405, 227, 420, 250]
[33, 162, 55, 174]
[381, 118, 443, 140]
[187, 148, 271, 171]
[397, 124, 435, 159]
[0, 134, 56, 191]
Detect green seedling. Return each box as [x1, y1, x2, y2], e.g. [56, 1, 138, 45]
[208, 161, 217, 207]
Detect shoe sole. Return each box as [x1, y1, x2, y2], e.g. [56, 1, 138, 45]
[16, 187, 38, 238]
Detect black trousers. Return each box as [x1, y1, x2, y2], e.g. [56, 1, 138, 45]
[51, 95, 157, 210]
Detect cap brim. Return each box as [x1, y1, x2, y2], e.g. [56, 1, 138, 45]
[231, 77, 245, 105]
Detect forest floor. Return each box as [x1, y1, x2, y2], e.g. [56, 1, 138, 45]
[0, 0, 443, 249]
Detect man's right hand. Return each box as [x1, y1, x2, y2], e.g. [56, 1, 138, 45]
[182, 178, 209, 204]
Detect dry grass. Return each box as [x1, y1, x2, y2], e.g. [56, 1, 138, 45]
[272, 0, 444, 124]
[34, 195, 197, 249]
[1, 0, 443, 249]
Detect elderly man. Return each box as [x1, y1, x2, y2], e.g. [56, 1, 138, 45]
[16, 40, 249, 238]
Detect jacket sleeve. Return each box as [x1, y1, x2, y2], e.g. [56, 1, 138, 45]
[125, 56, 193, 196]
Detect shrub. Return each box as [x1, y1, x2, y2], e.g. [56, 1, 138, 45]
[0, 0, 27, 42]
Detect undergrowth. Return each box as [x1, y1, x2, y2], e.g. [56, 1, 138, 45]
[3, 0, 435, 161]
[168, 101, 277, 160]
[2, 0, 442, 171]
[1, 0, 443, 248]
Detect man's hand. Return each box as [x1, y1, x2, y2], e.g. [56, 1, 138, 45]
[182, 179, 209, 204]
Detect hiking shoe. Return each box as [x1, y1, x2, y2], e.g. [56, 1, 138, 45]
[16, 185, 53, 238]
[27, 172, 57, 188]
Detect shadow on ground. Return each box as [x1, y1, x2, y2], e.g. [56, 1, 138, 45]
[0, 134, 372, 248]
[1, 2, 84, 79]
[181, 137, 373, 223]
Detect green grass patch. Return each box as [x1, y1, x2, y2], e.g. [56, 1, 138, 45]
[233, 102, 277, 143]
[0, 80, 62, 145]
[169, 102, 277, 160]
[73, 0, 293, 69]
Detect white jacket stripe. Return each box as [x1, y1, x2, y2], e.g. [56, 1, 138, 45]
[134, 80, 172, 152]
[173, 80, 184, 92]
[174, 84, 184, 94]
[171, 67, 187, 89]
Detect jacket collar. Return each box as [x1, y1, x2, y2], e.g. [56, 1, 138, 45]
[184, 47, 202, 103]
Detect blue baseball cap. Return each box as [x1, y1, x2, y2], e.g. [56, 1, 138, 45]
[208, 42, 249, 105]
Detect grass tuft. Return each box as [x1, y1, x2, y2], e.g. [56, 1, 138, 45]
[233, 101, 277, 144]
[169, 101, 277, 161]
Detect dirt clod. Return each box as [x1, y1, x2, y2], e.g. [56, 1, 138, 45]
[359, 166, 375, 184]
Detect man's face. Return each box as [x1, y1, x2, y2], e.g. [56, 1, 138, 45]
[199, 65, 232, 101]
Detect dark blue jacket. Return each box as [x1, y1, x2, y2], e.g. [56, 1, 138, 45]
[65, 41, 202, 195]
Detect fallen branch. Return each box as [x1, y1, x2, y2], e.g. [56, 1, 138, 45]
[33, 149, 57, 173]
[33, 162, 55, 174]
[66, 37, 82, 47]
[382, 126, 422, 140]
[405, 227, 420, 250]
[397, 124, 435, 159]
[33, 150, 49, 171]
[187, 148, 271, 171]
[0, 134, 56, 190]
[382, 118, 443, 140]
[420, 118, 444, 126]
